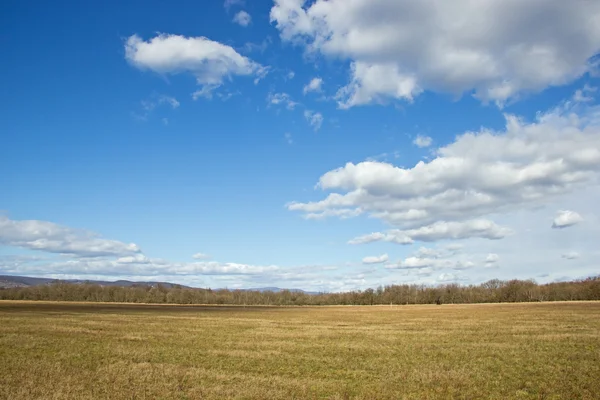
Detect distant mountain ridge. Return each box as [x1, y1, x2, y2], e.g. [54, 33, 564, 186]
[0, 275, 189, 289]
[0, 275, 319, 294]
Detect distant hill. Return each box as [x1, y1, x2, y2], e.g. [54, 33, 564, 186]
[0, 275, 55, 288]
[0, 275, 190, 289]
[0, 275, 320, 294]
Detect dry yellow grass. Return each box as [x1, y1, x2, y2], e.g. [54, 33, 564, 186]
[1, 301, 599, 399]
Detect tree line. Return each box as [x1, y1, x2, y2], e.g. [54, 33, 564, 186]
[1, 276, 599, 305]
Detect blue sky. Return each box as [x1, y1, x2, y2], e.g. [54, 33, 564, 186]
[1, 0, 600, 291]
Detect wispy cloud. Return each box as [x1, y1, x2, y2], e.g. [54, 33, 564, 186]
[303, 77, 323, 94]
[284, 132, 293, 145]
[304, 110, 323, 131]
[267, 92, 298, 110]
[362, 254, 389, 264]
[413, 135, 432, 148]
[232, 10, 252, 27]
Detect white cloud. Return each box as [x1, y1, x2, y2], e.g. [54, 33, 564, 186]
[413, 135, 432, 148]
[0, 217, 363, 291]
[0, 216, 285, 280]
[484, 253, 500, 267]
[4, 258, 280, 277]
[192, 253, 211, 260]
[304, 208, 362, 220]
[287, 71, 295, 80]
[389, 256, 447, 269]
[303, 77, 323, 94]
[191, 87, 216, 100]
[289, 101, 600, 244]
[350, 220, 512, 245]
[0, 216, 141, 258]
[552, 210, 584, 228]
[125, 34, 265, 98]
[385, 244, 481, 272]
[267, 92, 298, 110]
[141, 95, 180, 111]
[561, 251, 581, 260]
[271, 0, 600, 107]
[158, 95, 180, 109]
[233, 11, 252, 27]
[336, 62, 421, 108]
[254, 68, 270, 85]
[304, 110, 323, 130]
[362, 253, 389, 264]
[1, 251, 363, 292]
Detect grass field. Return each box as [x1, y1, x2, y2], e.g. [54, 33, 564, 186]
[1, 301, 599, 399]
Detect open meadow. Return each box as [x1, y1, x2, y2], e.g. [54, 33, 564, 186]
[1, 301, 599, 399]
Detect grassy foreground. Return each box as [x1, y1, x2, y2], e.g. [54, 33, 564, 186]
[1, 301, 599, 399]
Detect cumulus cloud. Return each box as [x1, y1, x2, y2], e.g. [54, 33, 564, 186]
[336, 62, 421, 108]
[271, 0, 600, 107]
[552, 210, 584, 228]
[350, 220, 512, 245]
[385, 244, 480, 272]
[362, 253, 389, 264]
[0, 216, 141, 258]
[288, 101, 600, 243]
[125, 34, 265, 97]
[484, 253, 500, 267]
[304, 110, 323, 130]
[303, 77, 323, 94]
[413, 135, 432, 148]
[233, 11, 252, 27]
